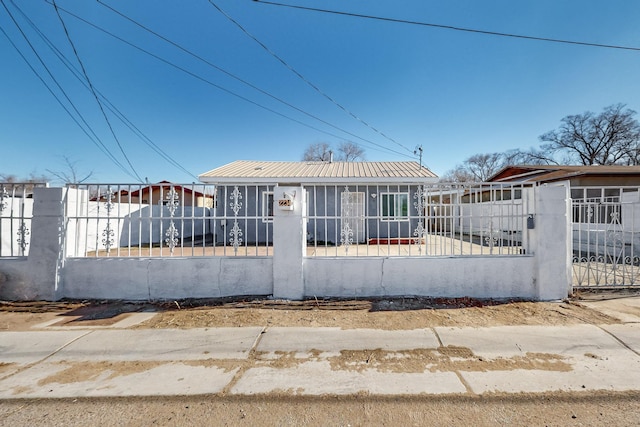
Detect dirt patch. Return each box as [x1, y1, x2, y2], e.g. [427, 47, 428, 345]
[0, 295, 624, 331]
[250, 347, 571, 373]
[0, 362, 16, 375]
[37, 361, 166, 386]
[135, 297, 620, 330]
[0, 301, 154, 330]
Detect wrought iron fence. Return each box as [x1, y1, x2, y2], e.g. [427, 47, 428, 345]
[304, 182, 535, 257]
[65, 183, 276, 257]
[67, 183, 210, 257]
[572, 186, 640, 288]
[65, 182, 534, 259]
[0, 182, 47, 257]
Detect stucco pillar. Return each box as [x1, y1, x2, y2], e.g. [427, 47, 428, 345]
[535, 182, 572, 300]
[272, 185, 306, 300]
[17, 187, 66, 300]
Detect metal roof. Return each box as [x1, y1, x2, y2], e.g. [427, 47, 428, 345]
[199, 160, 438, 184]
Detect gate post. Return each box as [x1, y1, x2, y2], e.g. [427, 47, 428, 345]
[272, 185, 306, 299]
[22, 187, 85, 300]
[535, 182, 572, 300]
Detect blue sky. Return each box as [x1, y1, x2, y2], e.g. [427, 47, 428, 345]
[1, 0, 639, 184]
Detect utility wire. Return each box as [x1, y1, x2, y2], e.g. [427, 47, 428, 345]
[0, 0, 137, 180]
[0, 24, 124, 173]
[253, 1, 640, 53]
[96, 0, 403, 159]
[11, 1, 198, 180]
[209, 0, 414, 155]
[50, 1, 413, 159]
[51, 0, 144, 183]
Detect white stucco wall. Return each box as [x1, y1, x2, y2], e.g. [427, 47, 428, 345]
[303, 256, 537, 299]
[62, 257, 273, 300]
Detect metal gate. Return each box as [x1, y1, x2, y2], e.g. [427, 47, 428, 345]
[572, 186, 640, 288]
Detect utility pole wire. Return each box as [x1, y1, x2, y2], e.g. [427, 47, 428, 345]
[0, 22, 131, 179]
[253, 1, 640, 52]
[52, 0, 144, 183]
[10, 0, 198, 179]
[96, 0, 410, 159]
[210, 0, 414, 154]
[0, 0, 137, 180]
[50, 1, 413, 159]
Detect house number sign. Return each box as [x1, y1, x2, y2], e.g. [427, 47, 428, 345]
[278, 198, 294, 211]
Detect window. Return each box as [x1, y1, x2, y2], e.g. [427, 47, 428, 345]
[381, 193, 409, 221]
[262, 191, 274, 222]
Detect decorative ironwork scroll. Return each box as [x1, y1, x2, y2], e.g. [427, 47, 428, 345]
[412, 185, 427, 254]
[483, 220, 499, 252]
[102, 223, 114, 253]
[340, 186, 354, 253]
[164, 187, 180, 254]
[17, 221, 29, 254]
[0, 186, 8, 213]
[102, 186, 115, 254]
[229, 186, 243, 254]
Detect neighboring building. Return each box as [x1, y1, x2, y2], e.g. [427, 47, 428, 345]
[488, 165, 640, 225]
[199, 160, 438, 245]
[488, 165, 640, 187]
[92, 181, 214, 208]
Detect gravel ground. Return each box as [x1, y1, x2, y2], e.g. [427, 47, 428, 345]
[1, 392, 639, 426]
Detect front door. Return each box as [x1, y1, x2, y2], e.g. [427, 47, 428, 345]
[341, 191, 365, 244]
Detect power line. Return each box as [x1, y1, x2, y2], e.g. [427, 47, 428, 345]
[0, 0, 137, 180]
[96, 0, 409, 159]
[209, 0, 415, 155]
[0, 23, 125, 173]
[50, 1, 413, 159]
[51, 0, 144, 183]
[253, 1, 640, 53]
[11, 1, 198, 180]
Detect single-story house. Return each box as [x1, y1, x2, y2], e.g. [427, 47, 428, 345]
[199, 160, 438, 245]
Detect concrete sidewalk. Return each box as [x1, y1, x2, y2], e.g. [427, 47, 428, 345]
[1, 321, 639, 398]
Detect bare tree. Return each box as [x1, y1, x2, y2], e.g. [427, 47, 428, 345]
[302, 142, 366, 161]
[440, 149, 551, 183]
[539, 104, 640, 165]
[441, 152, 505, 182]
[46, 156, 93, 185]
[336, 142, 365, 161]
[0, 174, 18, 183]
[302, 142, 332, 161]
[0, 173, 49, 193]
